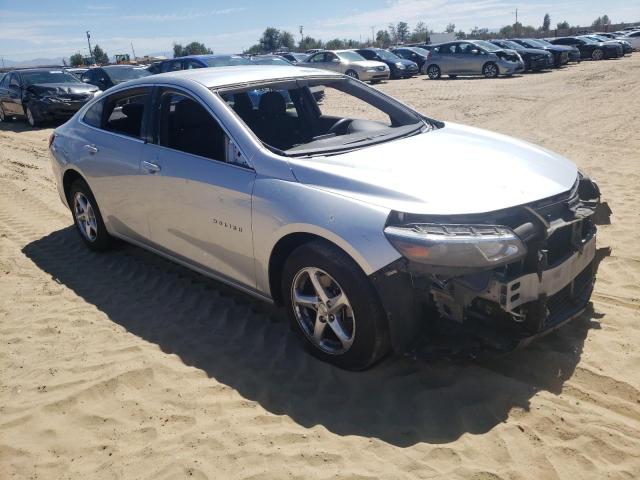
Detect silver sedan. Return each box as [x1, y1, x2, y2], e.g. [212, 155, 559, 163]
[49, 66, 600, 369]
[303, 50, 390, 82]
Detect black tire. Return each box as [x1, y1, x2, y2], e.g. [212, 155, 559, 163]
[448, 74, 457, 79]
[282, 240, 390, 370]
[591, 48, 604, 61]
[24, 104, 41, 127]
[426, 64, 441, 79]
[345, 69, 359, 80]
[69, 178, 112, 251]
[482, 62, 499, 78]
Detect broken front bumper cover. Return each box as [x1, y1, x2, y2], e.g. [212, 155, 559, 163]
[372, 175, 603, 354]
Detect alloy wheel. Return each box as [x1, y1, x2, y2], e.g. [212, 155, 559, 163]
[427, 65, 441, 79]
[592, 49, 603, 60]
[73, 192, 98, 242]
[345, 70, 358, 79]
[483, 63, 498, 78]
[291, 267, 355, 355]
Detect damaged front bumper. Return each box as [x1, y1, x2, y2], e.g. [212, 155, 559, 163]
[372, 175, 605, 354]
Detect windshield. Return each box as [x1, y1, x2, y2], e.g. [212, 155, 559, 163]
[290, 53, 308, 61]
[473, 40, 501, 52]
[218, 77, 429, 156]
[337, 51, 366, 62]
[106, 67, 151, 84]
[21, 70, 80, 86]
[409, 47, 430, 56]
[251, 56, 292, 66]
[522, 39, 546, 48]
[580, 37, 597, 44]
[203, 55, 253, 67]
[500, 40, 524, 50]
[531, 39, 552, 47]
[374, 49, 400, 61]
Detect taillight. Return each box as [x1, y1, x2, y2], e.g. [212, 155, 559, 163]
[48, 132, 55, 149]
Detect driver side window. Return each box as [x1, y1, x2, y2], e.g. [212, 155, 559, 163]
[309, 53, 326, 63]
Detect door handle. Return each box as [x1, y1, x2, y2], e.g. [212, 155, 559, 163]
[142, 160, 161, 173]
[83, 144, 99, 154]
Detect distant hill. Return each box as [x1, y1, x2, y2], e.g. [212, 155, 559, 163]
[1, 57, 66, 68]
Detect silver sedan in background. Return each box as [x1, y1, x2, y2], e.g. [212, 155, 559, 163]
[303, 50, 390, 82]
[424, 40, 524, 79]
[49, 66, 601, 370]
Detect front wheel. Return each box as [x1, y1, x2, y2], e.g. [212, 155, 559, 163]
[426, 64, 441, 79]
[282, 240, 390, 370]
[69, 179, 112, 251]
[345, 69, 359, 79]
[25, 104, 41, 127]
[482, 62, 499, 78]
[591, 49, 604, 61]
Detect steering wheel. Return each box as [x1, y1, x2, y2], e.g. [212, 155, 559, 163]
[328, 117, 353, 135]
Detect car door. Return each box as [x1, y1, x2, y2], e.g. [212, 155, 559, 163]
[4, 73, 23, 115]
[74, 86, 152, 241]
[323, 52, 343, 73]
[437, 43, 456, 73]
[139, 87, 257, 287]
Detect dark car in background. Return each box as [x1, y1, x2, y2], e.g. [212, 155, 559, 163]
[489, 39, 553, 71]
[581, 35, 633, 55]
[278, 52, 309, 64]
[0, 68, 98, 127]
[248, 55, 293, 66]
[154, 54, 253, 73]
[389, 46, 432, 74]
[355, 48, 418, 78]
[546, 37, 622, 60]
[510, 38, 573, 67]
[81, 65, 151, 90]
[530, 38, 581, 63]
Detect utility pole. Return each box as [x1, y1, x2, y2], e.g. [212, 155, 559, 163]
[371, 26, 375, 46]
[299, 25, 304, 43]
[86, 31, 93, 59]
[131, 42, 137, 61]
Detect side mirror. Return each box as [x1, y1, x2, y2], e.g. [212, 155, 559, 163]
[82, 78, 90, 83]
[332, 58, 340, 63]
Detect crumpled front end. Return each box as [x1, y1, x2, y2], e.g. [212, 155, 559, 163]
[372, 174, 606, 353]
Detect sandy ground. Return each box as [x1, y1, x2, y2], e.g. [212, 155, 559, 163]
[1, 55, 640, 480]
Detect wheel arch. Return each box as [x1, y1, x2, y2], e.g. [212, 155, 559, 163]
[62, 167, 90, 207]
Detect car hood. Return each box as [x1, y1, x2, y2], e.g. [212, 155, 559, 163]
[395, 58, 417, 67]
[288, 122, 577, 215]
[518, 47, 550, 56]
[544, 44, 573, 52]
[26, 83, 99, 96]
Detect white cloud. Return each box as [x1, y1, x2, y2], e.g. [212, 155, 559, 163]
[122, 7, 246, 22]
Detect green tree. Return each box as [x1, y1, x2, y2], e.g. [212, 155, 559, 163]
[375, 29, 391, 47]
[325, 38, 346, 50]
[396, 21, 410, 43]
[602, 15, 610, 25]
[499, 25, 515, 37]
[409, 21, 429, 43]
[69, 52, 84, 67]
[557, 20, 570, 29]
[259, 27, 281, 52]
[592, 16, 603, 27]
[445, 22, 456, 33]
[279, 31, 295, 50]
[173, 41, 212, 57]
[92, 45, 109, 65]
[387, 23, 397, 44]
[542, 13, 551, 31]
[455, 30, 467, 39]
[299, 36, 323, 51]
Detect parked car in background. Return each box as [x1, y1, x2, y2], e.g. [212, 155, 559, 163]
[390, 46, 432, 74]
[422, 40, 523, 79]
[154, 54, 253, 74]
[303, 50, 389, 82]
[546, 37, 622, 60]
[489, 39, 553, 71]
[249, 55, 293, 66]
[621, 30, 640, 50]
[278, 52, 309, 64]
[581, 35, 633, 55]
[354, 48, 418, 78]
[65, 67, 89, 78]
[49, 65, 603, 369]
[81, 65, 151, 90]
[0, 68, 98, 126]
[510, 39, 573, 66]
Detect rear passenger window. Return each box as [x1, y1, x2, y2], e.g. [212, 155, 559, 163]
[83, 99, 104, 128]
[103, 89, 150, 139]
[157, 91, 226, 162]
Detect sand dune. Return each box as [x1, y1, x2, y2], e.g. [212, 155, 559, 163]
[1, 54, 639, 479]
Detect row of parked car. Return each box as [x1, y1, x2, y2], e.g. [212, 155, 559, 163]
[0, 28, 637, 127]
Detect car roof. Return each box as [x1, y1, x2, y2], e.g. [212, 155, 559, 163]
[12, 68, 68, 74]
[120, 65, 341, 89]
[101, 64, 147, 70]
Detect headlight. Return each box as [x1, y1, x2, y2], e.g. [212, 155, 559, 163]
[384, 223, 526, 268]
[396, 62, 406, 69]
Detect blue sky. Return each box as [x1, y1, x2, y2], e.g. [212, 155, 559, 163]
[1, 0, 638, 61]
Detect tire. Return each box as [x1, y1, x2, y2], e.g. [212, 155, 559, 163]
[591, 49, 604, 61]
[282, 240, 390, 370]
[345, 69, 359, 79]
[69, 178, 112, 251]
[24, 104, 40, 127]
[482, 62, 499, 78]
[426, 64, 441, 79]
[448, 74, 457, 79]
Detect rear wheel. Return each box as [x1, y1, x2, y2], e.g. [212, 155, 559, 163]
[426, 65, 441, 79]
[345, 69, 359, 79]
[591, 48, 604, 60]
[69, 179, 112, 251]
[482, 62, 499, 78]
[448, 74, 457, 79]
[282, 240, 390, 370]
